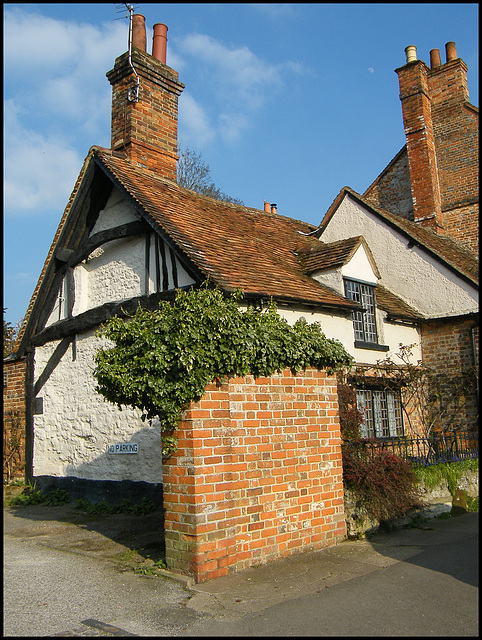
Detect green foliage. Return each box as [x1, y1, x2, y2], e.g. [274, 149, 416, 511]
[74, 496, 155, 516]
[467, 496, 478, 512]
[134, 559, 167, 575]
[413, 458, 478, 496]
[3, 308, 22, 357]
[94, 285, 353, 455]
[8, 485, 70, 507]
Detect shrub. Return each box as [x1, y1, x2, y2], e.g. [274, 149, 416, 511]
[342, 446, 422, 522]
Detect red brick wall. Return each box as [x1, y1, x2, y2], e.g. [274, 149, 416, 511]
[107, 49, 184, 180]
[364, 148, 414, 220]
[429, 60, 479, 254]
[421, 318, 478, 432]
[3, 359, 27, 482]
[374, 54, 479, 254]
[397, 59, 443, 232]
[162, 368, 346, 582]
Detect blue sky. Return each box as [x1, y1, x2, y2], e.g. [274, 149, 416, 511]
[3, 3, 479, 326]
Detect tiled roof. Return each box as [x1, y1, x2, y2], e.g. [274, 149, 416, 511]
[94, 148, 358, 311]
[375, 285, 423, 321]
[297, 236, 363, 273]
[318, 187, 479, 287]
[297, 236, 380, 279]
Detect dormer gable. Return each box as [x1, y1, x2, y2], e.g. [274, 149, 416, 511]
[298, 236, 380, 298]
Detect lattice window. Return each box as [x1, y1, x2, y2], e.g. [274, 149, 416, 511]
[344, 279, 378, 344]
[356, 388, 404, 439]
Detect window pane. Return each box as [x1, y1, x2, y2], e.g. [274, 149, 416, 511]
[393, 393, 404, 436]
[359, 283, 377, 343]
[345, 279, 378, 343]
[386, 392, 398, 437]
[356, 390, 374, 438]
[372, 390, 389, 437]
[356, 388, 404, 439]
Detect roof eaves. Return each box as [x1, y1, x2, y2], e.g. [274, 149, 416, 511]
[15, 148, 98, 356]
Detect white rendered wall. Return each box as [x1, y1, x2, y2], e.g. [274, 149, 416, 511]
[320, 195, 478, 317]
[46, 186, 195, 321]
[274, 306, 422, 366]
[32, 328, 163, 482]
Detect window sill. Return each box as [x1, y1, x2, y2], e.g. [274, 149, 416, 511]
[354, 341, 389, 352]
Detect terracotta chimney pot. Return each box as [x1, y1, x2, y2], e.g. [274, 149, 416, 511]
[430, 49, 441, 69]
[132, 14, 147, 52]
[445, 41, 457, 62]
[152, 23, 168, 64]
[264, 200, 271, 212]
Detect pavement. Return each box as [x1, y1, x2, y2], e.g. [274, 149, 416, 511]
[3, 502, 479, 636]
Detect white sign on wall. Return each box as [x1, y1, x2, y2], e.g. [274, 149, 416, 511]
[108, 443, 139, 454]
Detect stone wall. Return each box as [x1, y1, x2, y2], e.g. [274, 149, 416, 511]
[344, 467, 478, 538]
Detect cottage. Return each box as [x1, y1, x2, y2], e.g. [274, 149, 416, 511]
[3, 17, 478, 581]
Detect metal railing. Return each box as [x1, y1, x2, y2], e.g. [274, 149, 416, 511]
[343, 431, 479, 467]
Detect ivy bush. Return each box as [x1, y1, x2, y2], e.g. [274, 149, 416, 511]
[94, 285, 353, 456]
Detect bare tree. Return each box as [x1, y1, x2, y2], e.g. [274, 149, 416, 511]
[3, 309, 22, 357]
[177, 147, 244, 205]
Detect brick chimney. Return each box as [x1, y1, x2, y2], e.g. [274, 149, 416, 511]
[395, 41, 476, 238]
[106, 16, 185, 180]
[396, 45, 443, 233]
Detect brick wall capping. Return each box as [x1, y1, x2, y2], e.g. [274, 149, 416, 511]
[106, 49, 185, 95]
[395, 57, 468, 76]
[394, 58, 430, 75]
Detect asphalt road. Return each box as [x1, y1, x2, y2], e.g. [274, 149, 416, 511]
[3, 507, 478, 636]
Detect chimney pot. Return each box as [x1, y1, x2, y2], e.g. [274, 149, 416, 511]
[405, 45, 417, 64]
[152, 23, 168, 64]
[132, 14, 147, 52]
[264, 200, 271, 212]
[271, 204, 277, 215]
[445, 41, 457, 62]
[430, 48, 441, 69]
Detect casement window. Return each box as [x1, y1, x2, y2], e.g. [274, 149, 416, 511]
[356, 388, 404, 439]
[344, 278, 388, 351]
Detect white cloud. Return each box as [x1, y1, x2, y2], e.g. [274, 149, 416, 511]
[178, 33, 285, 107]
[4, 8, 125, 139]
[178, 92, 216, 148]
[248, 4, 298, 19]
[4, 99, 82, 216]
[3, 8, 128, 216]
[174, 32, 302, 146]
[218, 113, 250, 145]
